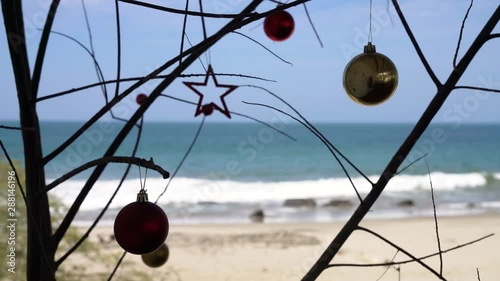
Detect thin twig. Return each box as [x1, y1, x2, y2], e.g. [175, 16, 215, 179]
[37, 73, 274, 102]
[357, 226, 446, 280]
[178, 0, 190, 67]
[476, 268, 481, 281]
[119, 0, 257, 18]
[31, 0, 60, 99]
[391, 0, 442, 88]
[81, 0, 108, 102]
[107, 251, 127, 281]
[0, 125, 34, 131]
[426, 160, 443, 275]
[198, 0, 209, 65]
[232, 31, 293, 65]
[158, 93, 297, 141]
[43, 29, 108, 103]
[327, 233, 494, 268]
[454, 85, 500, 94]
[453, 0, 474, 68]
[185, 33, 207, 72]
[155, 116, 205, 203]
[395, 152, 428, 176]
[375, 250, 399, 281]
[241, 84, 373, 185]
[41, 156, 169, 194]
[243, 100, 363, 202]
[303, 3, 323, 47]
[114, 0, 121, 98]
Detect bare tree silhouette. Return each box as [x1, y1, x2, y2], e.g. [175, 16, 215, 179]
[1, 0, 498, 280]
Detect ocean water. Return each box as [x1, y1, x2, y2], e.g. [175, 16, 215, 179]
[1, 121, 500, 225]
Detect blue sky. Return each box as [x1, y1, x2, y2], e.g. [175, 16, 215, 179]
[1, 0, 499, 123]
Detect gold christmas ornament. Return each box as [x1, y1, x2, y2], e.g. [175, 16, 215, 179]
[343, 43, 398, 106]
[141, 243, 169, 268]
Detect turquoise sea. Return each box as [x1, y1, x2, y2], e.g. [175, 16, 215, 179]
[1, 121, 500, 224]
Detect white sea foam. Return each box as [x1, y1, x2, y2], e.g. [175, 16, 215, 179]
[48, 172, 489, 211]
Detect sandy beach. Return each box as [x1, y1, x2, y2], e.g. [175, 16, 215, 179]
[71, 213, 500, 281]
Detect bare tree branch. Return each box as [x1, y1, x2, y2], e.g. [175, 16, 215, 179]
[375, 250, 399, 281]
[155, 116, 205, 203]
[32, 0, 61, 100]
[486, 33, 500, 41]
[41, 156, 169, 195]
[426, 161, 443, 275]
[37, 73, 275, 102]
[301, 5, 500, 280]
[303, 3, 323, 48]
[0, 125, 34, 131]
[242, 84, 374, 185]
[232, 31, 293, 65]
[107, 251, 127, 281]
[327, 233, 494, 268]
[357, 226, 446, 280]
[454, 85, 500, 94]
[453, 0, 474, 68]
[391, 0, 442, 88]
[242, 99, 364, 202]
[119, 0, 256, 18]
[158, 93, 297, 141]
[395, 153, 428, 176]
[114, 0, 122, 98]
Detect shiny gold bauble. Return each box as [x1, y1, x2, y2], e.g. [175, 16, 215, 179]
[343, 43, 398, 106]
[141, 243, 169, 268]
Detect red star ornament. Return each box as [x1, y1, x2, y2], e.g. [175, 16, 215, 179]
[183, 65, 237, 118]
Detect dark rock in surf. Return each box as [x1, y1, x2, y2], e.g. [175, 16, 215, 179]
[249, 209, 265, 223]
[323, 199, 353, 208]
[283, 198, 317, 208]
[397, 199, 415, 207]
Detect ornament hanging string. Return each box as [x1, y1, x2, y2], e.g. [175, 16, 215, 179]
[138, 166, 149, 191]
[368, 0, 373, 43]
[155, 116, 206, 203]
[138, 166, 143, 190]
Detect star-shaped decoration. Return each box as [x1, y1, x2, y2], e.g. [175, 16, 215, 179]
[183, 65, 238, 118]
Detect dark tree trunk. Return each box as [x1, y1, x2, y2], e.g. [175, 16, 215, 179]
[1, 1, 56, 280]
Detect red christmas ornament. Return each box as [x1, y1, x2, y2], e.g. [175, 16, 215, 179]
[201, 104, 214, 116]
[263, 11, 295, 42]
[136, 93, 148, 105]
[141, 243, 170, 268]
[114, 190, 169, 255]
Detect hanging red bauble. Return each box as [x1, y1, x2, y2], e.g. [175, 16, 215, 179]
[141, 243, 170, 268]
[114, 190, 169, 255]
[136, 93, 148, 105]
[201, 104, 214, 116]
[263, 11, 295, 42]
